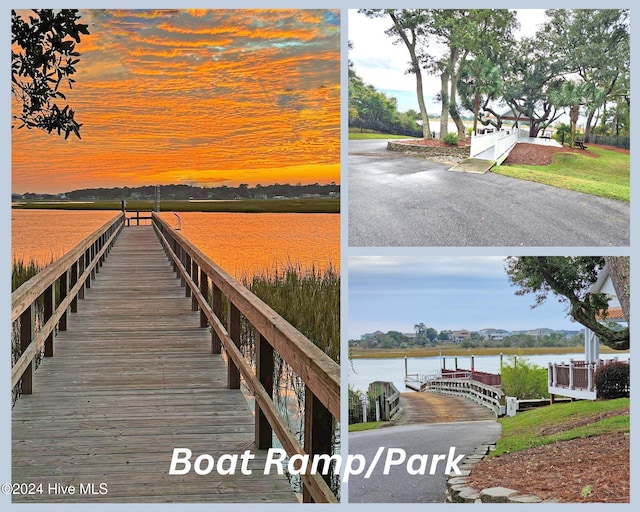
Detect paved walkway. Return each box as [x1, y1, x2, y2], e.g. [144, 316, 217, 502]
[12, 226, 296, 503]
[395, 392, 496, 425]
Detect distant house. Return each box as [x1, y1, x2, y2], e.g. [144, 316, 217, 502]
[452, 330, 471, 343]
[548, 265, 629, 400]
[478, 328, 510, 342]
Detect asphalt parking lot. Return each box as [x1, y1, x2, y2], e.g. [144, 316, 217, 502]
[348, 140, 630, 247]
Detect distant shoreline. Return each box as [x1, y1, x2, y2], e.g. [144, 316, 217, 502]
[349, 345, 629, 359]
[11, 198, 340, 214]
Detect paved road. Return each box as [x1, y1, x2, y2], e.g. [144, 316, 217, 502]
[348, 420, 501, 503]
[348, 140, 630, 246]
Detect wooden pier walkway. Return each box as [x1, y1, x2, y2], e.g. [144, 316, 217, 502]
[11, 224, 301, 503]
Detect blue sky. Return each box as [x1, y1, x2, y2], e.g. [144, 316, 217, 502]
[347, 256, 579, 339]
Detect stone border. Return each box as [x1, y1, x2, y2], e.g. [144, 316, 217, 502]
[387, 140, 471, 159]
[445, 444, 556, 503]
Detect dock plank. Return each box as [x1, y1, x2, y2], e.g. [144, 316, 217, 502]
[12, 226, 297, 503]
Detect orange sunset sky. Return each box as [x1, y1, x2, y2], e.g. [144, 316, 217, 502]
[12, 9, 340, 194]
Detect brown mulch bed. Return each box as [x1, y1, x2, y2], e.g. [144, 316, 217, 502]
[394, 138, 628, 166]
[503, 142, 629, 166]
[502, 143, 598, 166]
[467, 433, 630, 503]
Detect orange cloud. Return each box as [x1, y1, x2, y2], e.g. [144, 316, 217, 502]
[12, 9, 340, 194]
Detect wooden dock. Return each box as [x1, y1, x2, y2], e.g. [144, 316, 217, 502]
[11, 225, 298, 503]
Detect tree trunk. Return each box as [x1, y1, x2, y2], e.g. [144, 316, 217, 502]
[604, 256, 630, 324]
[448, 52, 466, 139]
[389, 13, 432, 140]
[439, 71, 449, 139]
[570, 106, 579, 147]
[584, 108, 596, 143]
[473, 93, 480, 134]
[415, 66, 432, 139]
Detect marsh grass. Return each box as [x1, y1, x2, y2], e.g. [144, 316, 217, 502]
[240, 263, 340, 498]
[244, 263, 340, 362]
[11, 258, 50, 404]
[14, 198, 340, 214]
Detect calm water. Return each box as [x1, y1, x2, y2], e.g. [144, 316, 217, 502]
[158, 211, 339, 278]
[348, 352, 631, 393]
[11, 210, 339, 278]
[11, 210, 119, 265]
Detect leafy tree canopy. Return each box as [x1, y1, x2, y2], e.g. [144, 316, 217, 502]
[505, 257, 629, 351]
[11, 9, 89, 139]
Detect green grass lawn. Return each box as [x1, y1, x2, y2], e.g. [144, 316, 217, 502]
[494, 146, 630, 201]
[491, 398, 629, 457]
[349, 129, 418, 140]
[348, 421, 385, 432]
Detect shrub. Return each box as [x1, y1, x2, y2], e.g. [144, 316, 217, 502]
[443, 132, 459, 145]
[553, 123, 571, 145]
[501, 356, 549, 399]
[595, 361, 630, 399]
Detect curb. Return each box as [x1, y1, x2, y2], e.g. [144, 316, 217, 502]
[445, 444, 556, 504]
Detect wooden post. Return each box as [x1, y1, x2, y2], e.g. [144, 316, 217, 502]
[90, 244, 96, 278]
[191, 260, 198, 311]
[303, 388, 333, 503]
[84, 249, 91, 290]
[227, 304, 241, 389]
[78, 254, 85, 299]
[70, 261, 78, 312]
[172, 240, 178, 273]
[211, 285, 222, 353]
[43, 284, 55, 357]
[255, 333, 274, 449]
[199, 268, 209, 328]
[20, 304, 35, 394]
[184, 254, 192, 298]
[59, 271, 68, 331]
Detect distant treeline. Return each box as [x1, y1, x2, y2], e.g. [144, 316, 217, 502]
[15, 182, 340, 201]
[350, 330, 584, 350]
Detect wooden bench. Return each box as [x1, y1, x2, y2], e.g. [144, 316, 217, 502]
[575, 140, 588, 150]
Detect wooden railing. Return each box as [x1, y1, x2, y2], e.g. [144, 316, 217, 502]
[368, 381, 401, 421]
[423, 378, 506, 416]
[11, 214, 124, 395]
[125, 211, 154, 226]
[151, 213, 340, 503]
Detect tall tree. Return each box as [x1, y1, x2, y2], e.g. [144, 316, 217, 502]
[550, 80, 602, 147]
[429, 9, 518, 138]
[360, 9, 433, 139]
[505, 257, 629, 351]
[458, 55, 502, 133]
[501, 34, 567, 137]
[542, 9, 630, 142]
[12, 9, 90, 139]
